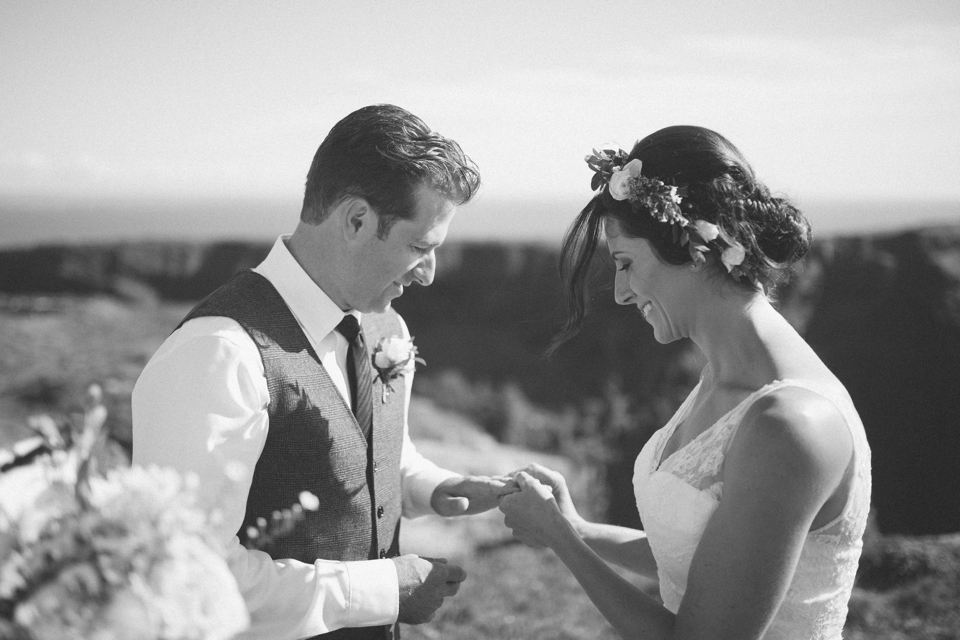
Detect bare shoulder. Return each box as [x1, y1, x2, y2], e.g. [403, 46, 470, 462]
[727, 385, 853, 490]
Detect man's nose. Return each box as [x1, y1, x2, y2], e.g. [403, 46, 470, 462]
[412, 252, 436, 286]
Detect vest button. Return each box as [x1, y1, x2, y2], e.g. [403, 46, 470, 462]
[373, 461, 379, 472]
[379, 548, 386, 558]
[377, 505, 384, 518]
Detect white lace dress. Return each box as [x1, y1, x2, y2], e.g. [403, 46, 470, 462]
[633, 379, 871, 639]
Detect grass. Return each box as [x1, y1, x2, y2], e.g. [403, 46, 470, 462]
[401, 543, 658, 640]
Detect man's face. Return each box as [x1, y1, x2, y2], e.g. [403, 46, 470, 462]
[347, 185, 456, 313]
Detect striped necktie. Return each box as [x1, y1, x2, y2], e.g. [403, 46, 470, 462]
[336, 315, 373, 440]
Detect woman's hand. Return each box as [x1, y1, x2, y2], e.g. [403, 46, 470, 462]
[498, 471, 571, 548]
[511, 463, 585, 531]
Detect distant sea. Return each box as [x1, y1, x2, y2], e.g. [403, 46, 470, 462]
[2, 194, 959, 248]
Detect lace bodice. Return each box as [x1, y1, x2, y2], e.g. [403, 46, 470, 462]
[633, 379, 871, 640]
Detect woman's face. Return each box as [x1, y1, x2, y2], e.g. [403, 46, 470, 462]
[604, 218, 690, 344]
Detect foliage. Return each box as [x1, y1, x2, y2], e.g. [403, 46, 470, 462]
[845, 531, 960, 638]
[584, 146, 630, 192]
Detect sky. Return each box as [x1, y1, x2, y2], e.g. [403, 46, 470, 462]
[2, 0, 959, 244]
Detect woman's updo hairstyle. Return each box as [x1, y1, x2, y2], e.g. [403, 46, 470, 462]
[552, 125, 811, 351]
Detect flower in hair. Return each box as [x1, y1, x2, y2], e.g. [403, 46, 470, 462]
[584, 146, 630, 192]
[627, 172, 688, 227]
[690, 220, 719, 242]
[608, 159, 643, 200]
[585, 146, 756, 283]
[680, 222, 748, 278]
[720, 243, 746, 272]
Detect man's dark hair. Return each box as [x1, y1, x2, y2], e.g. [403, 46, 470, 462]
[300, 104, 481, 237]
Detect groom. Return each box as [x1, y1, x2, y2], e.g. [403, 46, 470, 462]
[132, 105, 514, 639]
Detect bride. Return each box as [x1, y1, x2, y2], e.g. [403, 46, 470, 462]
[499, 126, 871, 640]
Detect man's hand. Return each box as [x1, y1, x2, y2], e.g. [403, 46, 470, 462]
[392, 555, 466, 624]
[430, 475, 520, 516]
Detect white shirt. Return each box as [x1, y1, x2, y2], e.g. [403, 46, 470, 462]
[131, 236, 458, 640]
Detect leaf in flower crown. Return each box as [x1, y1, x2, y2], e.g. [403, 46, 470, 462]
[591, 173, 602, 191]
[688, 241, 709, 265]
[680, 230, 690, 246]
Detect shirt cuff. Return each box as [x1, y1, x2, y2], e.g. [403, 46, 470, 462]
[342, 558, 400, 627]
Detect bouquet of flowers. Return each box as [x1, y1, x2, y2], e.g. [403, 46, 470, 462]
[0, 386, 250, 640]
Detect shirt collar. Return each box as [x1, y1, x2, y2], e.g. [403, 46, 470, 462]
[255, 235, 357, 344]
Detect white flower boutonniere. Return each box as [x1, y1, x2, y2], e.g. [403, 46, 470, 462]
[371, 336, 425, 403]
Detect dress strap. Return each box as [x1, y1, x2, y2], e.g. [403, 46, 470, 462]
[723, 378, 856, 450]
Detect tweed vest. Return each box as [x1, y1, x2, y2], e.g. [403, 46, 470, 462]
[179, 270, 405, 640]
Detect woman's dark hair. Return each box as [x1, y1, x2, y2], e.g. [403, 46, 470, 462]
[552, 125, 811, 351]
[300, 104, 481, 237]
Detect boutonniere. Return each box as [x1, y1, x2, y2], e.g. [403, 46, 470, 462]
[370, 336, 425, 402]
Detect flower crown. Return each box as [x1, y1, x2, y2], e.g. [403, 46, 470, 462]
[585, 147, 753, 282]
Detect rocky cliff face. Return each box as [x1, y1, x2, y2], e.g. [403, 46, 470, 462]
[783, 227, 960, 535]
[0, 241, 271, 301]
[2, 226, 958, 534]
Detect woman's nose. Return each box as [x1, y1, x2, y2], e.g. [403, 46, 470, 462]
[614, 271, 633, 306]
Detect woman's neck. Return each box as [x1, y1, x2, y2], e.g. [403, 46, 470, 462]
[689, 291, 797, 389]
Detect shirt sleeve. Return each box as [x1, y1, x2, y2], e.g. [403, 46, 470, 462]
[393, 314, 460, 519]
[131, 317, 400, 638]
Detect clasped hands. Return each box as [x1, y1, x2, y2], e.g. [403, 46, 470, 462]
[397, 467, 575, 624]
[431, 465, 580, 548]
[498, 463, 582, 549]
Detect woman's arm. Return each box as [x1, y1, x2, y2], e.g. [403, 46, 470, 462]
[575, 521, 659, 578]
[502, 387, 853, 640]
[501, 474, 675, 638]
[673, 387, 853, 640]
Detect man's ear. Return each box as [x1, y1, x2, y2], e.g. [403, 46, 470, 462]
[339, 197, 376, 241]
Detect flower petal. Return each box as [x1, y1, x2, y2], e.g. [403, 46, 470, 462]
[721, 243, 746, 271]
[622, 158, 643, 177]
[690, 220, 720, 242]
[607, 169, 632, 201]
